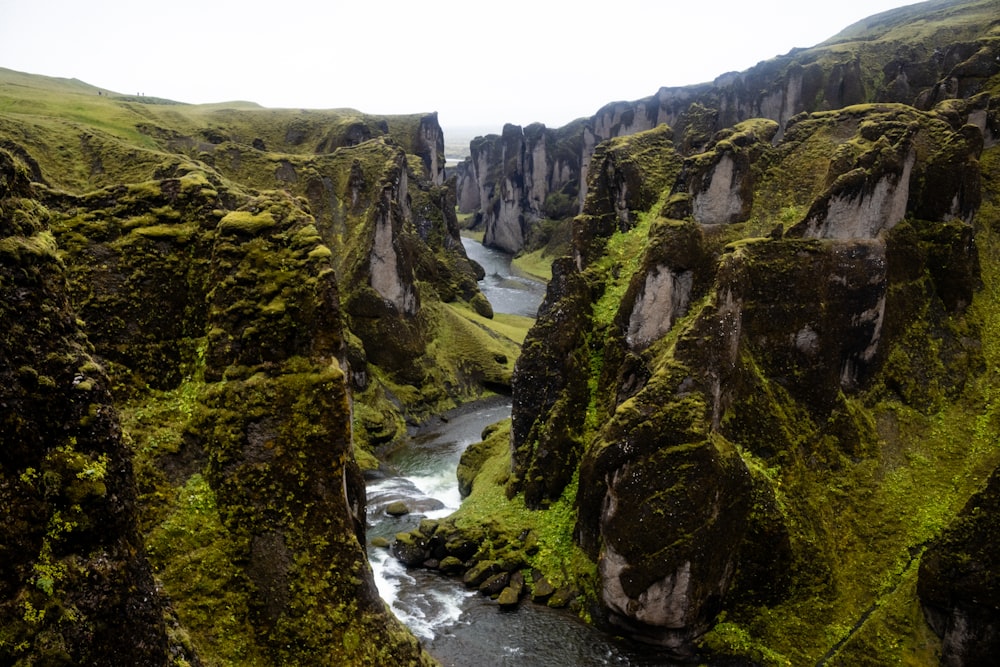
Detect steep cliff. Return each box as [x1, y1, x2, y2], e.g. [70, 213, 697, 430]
[425, 44, 1000, 665]
[457, 120, 585, 253]
[459, 0, 1000, 256]
[0, 150, 183, 665]
[0, 70, 508, 664]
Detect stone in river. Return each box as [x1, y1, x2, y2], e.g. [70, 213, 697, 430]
[385, 500, 410, 516]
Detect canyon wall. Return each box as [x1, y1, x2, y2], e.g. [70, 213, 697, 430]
[0, 85, 490, 664]
[458, 0, 1000, 255]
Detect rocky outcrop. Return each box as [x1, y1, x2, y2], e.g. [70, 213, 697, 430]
[508, 257, 592, 507]
[460, 0, 1000, 255]
[667, 118, 778, 225]
[787, 106, 982, 240]
[0, 150, 179, 665]
[505, 93, 991, 662]
[194, 199, 430, 662]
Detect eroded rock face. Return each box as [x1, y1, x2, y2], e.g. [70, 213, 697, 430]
[369, 163, 419, 315]
[626, 266, 693, 350]
[0, 150, 174, 666]
[510, 100, 987, 656]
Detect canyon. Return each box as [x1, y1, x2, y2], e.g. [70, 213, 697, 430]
[2, 0, 1000, 665]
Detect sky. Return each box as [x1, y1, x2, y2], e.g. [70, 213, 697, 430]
[1, 0, 922, 133]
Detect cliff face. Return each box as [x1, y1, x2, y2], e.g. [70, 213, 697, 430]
[0, 73, 501, 664]
[460, 0, 1000, 255]
[457, 121, 584, 253]
[475, 71, 999, 664]
[0, 150, 178, 665]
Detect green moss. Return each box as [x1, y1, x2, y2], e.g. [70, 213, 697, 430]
[589, 211, 653, 327]
[132, 222, 197, 241]
[218, 210, 277, 234]
[0, 230, 59, 260]
[448, 421, 598, 604]
[145, 474, 266, 665]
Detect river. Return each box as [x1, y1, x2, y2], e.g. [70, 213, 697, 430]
[364, 238, 681, 666]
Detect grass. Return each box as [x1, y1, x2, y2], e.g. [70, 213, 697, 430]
[511, 247, 554, 281]
[0, 68, 439, 193]
[446, 302, 535, 345]
[589, 210, 653, 327]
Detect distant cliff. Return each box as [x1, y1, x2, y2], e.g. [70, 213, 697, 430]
[459, 0, 1000, 255]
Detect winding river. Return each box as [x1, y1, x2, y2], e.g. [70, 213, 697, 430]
[365, 238, 680, 666]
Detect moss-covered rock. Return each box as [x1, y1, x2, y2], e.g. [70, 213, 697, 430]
[918, 465, 1000, 665]
[508, 256, 592, 507]
[0, 91, 467, 663]
[0, 149, 178, 666]
[493, 59, 997, 664]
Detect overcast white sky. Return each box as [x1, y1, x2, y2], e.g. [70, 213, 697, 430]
[1, 0, 921, 133]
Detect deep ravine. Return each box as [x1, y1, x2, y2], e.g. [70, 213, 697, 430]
[364, 238, 679, 666]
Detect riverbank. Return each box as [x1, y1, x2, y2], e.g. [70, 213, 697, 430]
[460, 229, 554, 283]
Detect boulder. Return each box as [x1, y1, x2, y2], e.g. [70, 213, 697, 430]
[479, 572, 511, 597]
[497, 587, 521, 609]
[386, 501, 411, 516]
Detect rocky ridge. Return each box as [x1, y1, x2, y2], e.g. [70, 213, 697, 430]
[0, 73, 517, 665]
[458, 0, 1000, 258]
[402, 3, 1000, 663]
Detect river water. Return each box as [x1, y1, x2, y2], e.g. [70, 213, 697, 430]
[364, 239, 681, 666]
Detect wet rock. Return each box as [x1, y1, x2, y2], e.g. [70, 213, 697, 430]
[438, 556, 465, 575]
[548, 585, 579, 609]
[385, 500, 411, 516]
[444, 536, 480, 562]
[463, 560, 503, 588]
[479, 572, 511, 597]
[391, 533, 429, 567]
[509, 571, 526, 597]
[531, 575, 556, 602]
[498, 587, 521, 609]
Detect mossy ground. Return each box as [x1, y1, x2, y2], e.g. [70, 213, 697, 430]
[511, 247, 555, 282]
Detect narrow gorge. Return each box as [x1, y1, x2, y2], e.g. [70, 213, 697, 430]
[2, 0, 1000, 665]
